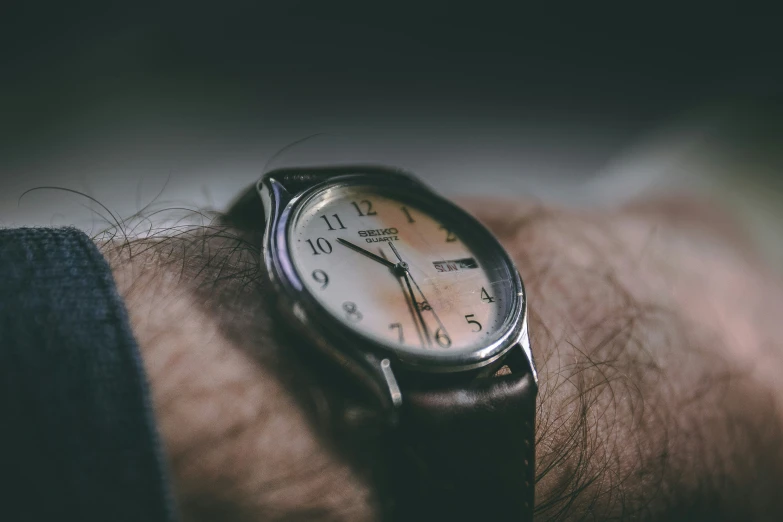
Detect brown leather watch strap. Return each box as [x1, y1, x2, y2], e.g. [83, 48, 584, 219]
[391, 370, 536, 521]
[223, 167, 537, 520]
[274, 165, 418, 194]
[222, 166, 420, 233]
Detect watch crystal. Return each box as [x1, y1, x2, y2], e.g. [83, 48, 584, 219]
[289, 183, 517, 357]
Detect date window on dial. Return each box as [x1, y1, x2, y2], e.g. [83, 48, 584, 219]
[432, 257, 479, 273]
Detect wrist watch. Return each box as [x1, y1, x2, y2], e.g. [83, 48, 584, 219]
[228, 165, 537, 521]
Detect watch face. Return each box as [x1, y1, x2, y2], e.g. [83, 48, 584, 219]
[286, 179, 521, 361]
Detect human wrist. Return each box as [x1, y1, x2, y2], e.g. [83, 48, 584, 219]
[95, 195, 783, 520]
[100, 229, 377, 521]
[467, 198, 783, 520]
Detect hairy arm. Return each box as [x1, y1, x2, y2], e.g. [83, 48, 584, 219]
[101, 199, 783, 521]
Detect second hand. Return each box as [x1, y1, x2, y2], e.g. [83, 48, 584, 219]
[388, 241, 451, 346]
[380, 248, 427, 348]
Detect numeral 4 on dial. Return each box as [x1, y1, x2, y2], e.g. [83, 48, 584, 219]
[480, 287, 495, 303]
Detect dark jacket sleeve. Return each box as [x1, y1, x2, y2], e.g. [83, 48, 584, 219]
[0, 227, 177, 522]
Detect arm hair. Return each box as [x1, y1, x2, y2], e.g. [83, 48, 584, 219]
[98, 199, 783, 521]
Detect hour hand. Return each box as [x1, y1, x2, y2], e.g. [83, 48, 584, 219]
[336, 238, 396, 269]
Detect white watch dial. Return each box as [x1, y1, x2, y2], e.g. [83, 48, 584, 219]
[288, 183, 516, 356]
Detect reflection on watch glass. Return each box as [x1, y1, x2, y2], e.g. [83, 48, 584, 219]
[289, 184, 516, 356]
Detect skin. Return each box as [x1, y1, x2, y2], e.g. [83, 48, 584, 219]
[102, 197, 783, 521]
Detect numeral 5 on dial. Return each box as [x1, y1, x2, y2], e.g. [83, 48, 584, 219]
[464, 314, 482, 332]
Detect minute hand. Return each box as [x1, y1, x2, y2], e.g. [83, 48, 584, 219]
[388, 242, 452, 346]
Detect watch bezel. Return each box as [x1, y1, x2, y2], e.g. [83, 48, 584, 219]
[263, 170, 530, 375]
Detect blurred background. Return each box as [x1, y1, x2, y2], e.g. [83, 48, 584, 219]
[1, 2, 781, 266]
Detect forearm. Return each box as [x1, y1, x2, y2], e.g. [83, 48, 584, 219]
[495, 201, 783, 519]
[101, 200, 783, 521]
[103, 229, 378, 521]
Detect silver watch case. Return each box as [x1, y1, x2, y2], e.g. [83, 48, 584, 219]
[257, 167, 536, 413]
